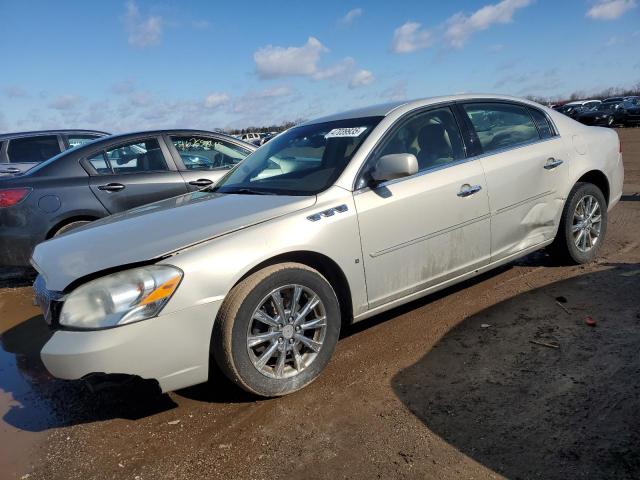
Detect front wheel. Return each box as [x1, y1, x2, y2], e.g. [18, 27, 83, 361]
[548, 182, 607, 264]
[212, 263, 341, 397]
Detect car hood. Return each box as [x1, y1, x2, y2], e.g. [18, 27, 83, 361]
[32, 191, 317, 291]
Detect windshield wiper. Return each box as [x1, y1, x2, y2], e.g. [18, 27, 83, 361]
[217, 187, 272, 195]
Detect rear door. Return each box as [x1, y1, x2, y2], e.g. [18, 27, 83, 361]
[165, 134, 254, 191]
[459, 101, 569, 262]
[85, 136, 188, 213]
[2, 134, 63, 174]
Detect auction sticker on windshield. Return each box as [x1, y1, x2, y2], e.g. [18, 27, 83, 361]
[325, 127, 367, 138]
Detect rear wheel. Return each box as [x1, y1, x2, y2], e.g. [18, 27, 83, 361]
[548, 182, 607, 264]
[52, 220, 92, 237]
[212, 263, 341, 397]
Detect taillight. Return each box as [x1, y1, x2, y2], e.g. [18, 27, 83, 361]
[0, 188, 31, 208]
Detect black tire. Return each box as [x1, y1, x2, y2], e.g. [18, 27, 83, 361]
[548, 182, 607, 265]
[212, 263, 341, 397]
[53, 220, 92, 237]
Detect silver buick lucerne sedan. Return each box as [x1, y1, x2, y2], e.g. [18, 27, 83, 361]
[32, 94, 624, 397]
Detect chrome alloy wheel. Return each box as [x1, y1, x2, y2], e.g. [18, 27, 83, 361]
[246, 284, 327, 379]
[572, 194, 602, 253]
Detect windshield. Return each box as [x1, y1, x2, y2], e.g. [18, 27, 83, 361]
[214, 116, 382, 195]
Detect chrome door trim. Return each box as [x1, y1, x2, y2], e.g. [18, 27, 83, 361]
[495, 190, 555, 215]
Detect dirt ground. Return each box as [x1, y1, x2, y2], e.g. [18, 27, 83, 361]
[1, 128, 639, 480]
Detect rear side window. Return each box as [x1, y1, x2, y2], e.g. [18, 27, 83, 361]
[67, 134, 101, 149]
[528, 108, 555, 139]
[104, 138, 167, 173]
[7, 135, 61, 163]
[462, 103, 539, 154]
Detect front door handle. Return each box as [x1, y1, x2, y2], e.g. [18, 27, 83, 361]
[457, 184, 482, 197]
[1, 167, 21, 173]
[97, 183, 125, 192]
[544, 157, 563, 170]
[188, 178, 213, 187]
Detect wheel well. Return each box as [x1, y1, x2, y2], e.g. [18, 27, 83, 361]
[46, 215, 100, 239]
[237, 251, 354, 326]
[577, 170, 610, 205]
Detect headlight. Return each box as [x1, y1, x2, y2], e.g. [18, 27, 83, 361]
[60, 265, 183, 329]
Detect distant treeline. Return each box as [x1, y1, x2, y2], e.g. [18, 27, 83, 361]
[526, 82, 640, 106]
[226, 119, 306, 135]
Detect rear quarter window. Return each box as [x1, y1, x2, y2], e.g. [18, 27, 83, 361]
[528, 108, 556, 139]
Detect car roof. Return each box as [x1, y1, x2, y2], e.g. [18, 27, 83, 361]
[99, 128, 246, 143]
[300, 93, 549, 126]
[0, 129, 110, 141]
[565, 99, 601, 106]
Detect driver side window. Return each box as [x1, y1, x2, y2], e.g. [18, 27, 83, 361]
[377, 107, 465, 173]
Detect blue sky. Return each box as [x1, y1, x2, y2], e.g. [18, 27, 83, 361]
[0, 0, 638, 132]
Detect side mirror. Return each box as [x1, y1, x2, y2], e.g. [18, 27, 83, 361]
[370, 153, 418, 184]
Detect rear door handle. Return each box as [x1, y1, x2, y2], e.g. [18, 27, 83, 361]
[457, 184, 482, 197]
[544, 157, 563, 170]
[189, 178, 214, 187]
[0, 167, 21, 173]
[97, 183, 125, 192]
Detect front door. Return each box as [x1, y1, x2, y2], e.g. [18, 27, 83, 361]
[87, 137, 188, 213]
[354, 106, 491, 309]
[460, 102, 569, 261]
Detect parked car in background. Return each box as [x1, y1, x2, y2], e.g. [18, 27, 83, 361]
[240, 132, 262, 143]
[31, 94, 623, 399]
[622, 97, 640, 126]
[565, 99, 601, 118]
[554, 100, 601, 119]
[0, 129, 255, 266]
[575, 99, 625, 127]
[0, 129, 108, 176]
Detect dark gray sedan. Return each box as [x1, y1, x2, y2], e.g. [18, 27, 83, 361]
[0, 129, 109, 176]
[0, 129, 256, 266]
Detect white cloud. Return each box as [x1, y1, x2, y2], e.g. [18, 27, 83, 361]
[349, 69, 375, 89]
[444, 0, 532, 48]
[48, 95, 84, 111]
[391, 22, 433, 53]
[381, 80, 408, 101]
[191, 19, 210, 29]
[340, 8, 363, 25]
[110, 79, 136, 95]
[125, 1, 163, 47]
[3, 85, 28, 98]
[312, 57, 356, 80]
[231, 86, 295, 114]
[254, 37, 328, 79]
[605, 35, 621, 46]
[586, 0, 636, 19]
[203, 92, 230, 109]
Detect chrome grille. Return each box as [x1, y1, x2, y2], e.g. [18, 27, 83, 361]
[33, 275, 64, 326]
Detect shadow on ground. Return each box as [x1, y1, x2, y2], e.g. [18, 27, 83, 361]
[392, 263, 640, 480]
[0, 315, 178, 432]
